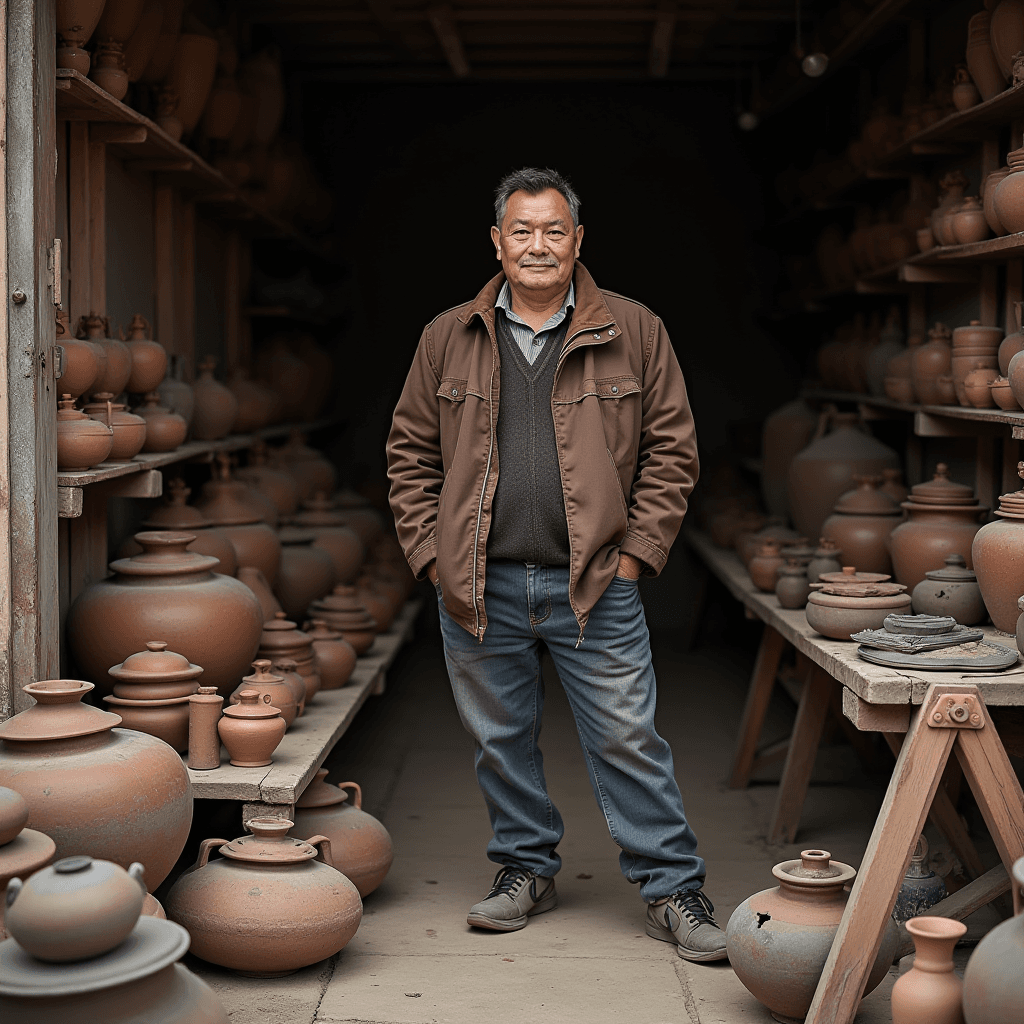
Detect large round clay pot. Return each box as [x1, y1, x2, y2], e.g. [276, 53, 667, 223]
[292, 495, 366, 582]
[123, 315, 166, 393]
[191, 358, 238, 441]
[911, 323, 954, 404]
[236, 567, 282, 621]
[83, 394, 146, 462]
[993, 149, 1024, 234]
[78, 315, 131, 397]
[355, 576, 396, 633]
[806, 588, 912, 639]
[134, 393, 186, 453]
[761, 399, 818, 520]
[56, 395, 114, 471]
[962, 857, 1024, 1024]
[165, 817, 362, 976]
[0, 680, 192, 891]
[891, 916, 967, 1024]
[66, 531, 263, 697]
[274, 527, 336, 621]
[235, 442, 298, 515]
[228, 660, 296, 728]
[787, 412, 900, 544]
[726, 850, 898, 1023]
[821, 475, 903, 575]
[291, 773, 393, 897]
[304, 621, 356, 689]
[973, 471, 1024, 631]
[94, 0, 144, 44]
[0, 786, 29, 847]
[257, 613, 320, 703]
[336, 507, 386, 549]
[164, 32, 219, 134]
[968, 9, 1008, 100]
[911, 555, 986, 625]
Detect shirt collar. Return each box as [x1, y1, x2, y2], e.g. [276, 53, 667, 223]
[495, 279, 575, 328]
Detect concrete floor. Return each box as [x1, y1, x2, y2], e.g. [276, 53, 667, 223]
[188, 589, 986, 1024]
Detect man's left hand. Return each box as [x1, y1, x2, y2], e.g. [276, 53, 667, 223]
[616, 553, 644, 580]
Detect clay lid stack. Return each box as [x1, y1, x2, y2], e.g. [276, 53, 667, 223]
[308, 585, 379, 655]
[903, 464, 979, 509]
[805, 567, 912, 640]
[994, 467, 1024, 519]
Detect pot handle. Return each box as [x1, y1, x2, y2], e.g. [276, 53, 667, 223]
[336, 781, 362, 809]
[308, 835, 335, 868]
[195, 838, 229, 870]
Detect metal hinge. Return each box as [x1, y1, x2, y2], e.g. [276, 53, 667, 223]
[925, 691, 985, 730]
[48, 238, 62, 308]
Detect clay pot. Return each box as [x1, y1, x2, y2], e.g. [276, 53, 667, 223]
[806, 568, 911, 639]
[760, 399, 818, 519]
[107, 635, 202, 699]
[226, 370, 272, 433]
[951, 197, 990, 245]
[991, 0, 1024, 78]
[290, 494, 366, 583]
[157, 370, 193, 427]
[5, 856, 146, 962]
[932, 173, 970, 247]
[973, 468, 1024, 631]
[1007, 348, 1024, 410]
[257, 612, 321, 702]
[66, 531, 263, 697]
[101, 694, 190, 753]
[726, 849, 898, 1022]
[962, 856, 1024, 1024]
[776, 560, 812, 609]
[911, 323, 954, 405]
[191, 357, 238, 441]
[56, 395, 114, 471]
[915, 226, 935, 252]
[880, 467, 909, 504]
[55, 311, 100, 398]
[122, 315, 166, 393]
[967, 10, 1008, 100]
[218, 689, 286, 767]
[235, 441, 298, 515]
[0, 786, 29, 846]
[0, 680, 192, 891]
[134, 392, 187, 452]
[308, 586, 379, 654]
[89, 41, 129, 99]
[889, 465, 985, 592]
[952, 66, 981, 111]
[122, 0, 163, 81]
[867, 307, 906, 399]
[891, 916, 967, 1024]
[257, 337, 311, 422]
[336, 506, 387, 549]
[304, 620, 356, 689]
[269, 658, 307, 717]
[984, 168, 1012, 237]
[994, 148, 1024, 234]
[911, 554, 986, 625]
[187, 687, 223, 771]
[0, 790, 54, 942]
[821, 475, 903, 575]
[356, 576, 397, 632]
[991, 376, 1021, 410]
[268, 429, 337, 501]
[237, 566, 283, 621]
[78, 315, 131, 396]
[999, 302, 1024, 375]
[964, 366, 1000, 407]
[748, 540, 784, 593]
[274, 527, 336, 620]
[94, 0, 145, 44]
[229, 660, 296, 728]
[807, 539, 844, 582]
[55, 0, 107, 74]
[164, 32, 219, 134]
[737, 517, 802, 568]
[83, 393, 146, 462]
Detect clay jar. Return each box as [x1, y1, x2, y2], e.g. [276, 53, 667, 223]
[806, 539, 844, 582]
[229, 660, 297, 728]
[258, 612, 321, 704]
[972, 466, 1024, 631]
[748, 540, 784, 592]
[308, 586, 379, 655]
[66, 531, 263, 697]
[821, 475, 903, 575]
[967, 9, 1008, 100]
[889, 465, 985, 592]
[270, 658, 307, 717]
[165, 817, 363, 976]
[952, 66, 981, 111]
[291, 773, 393, 897]
[292, 493, 366, 583]
[83, 393, 147, 462]
[274, 527, 336, 621]
[190, 357, 238, 441]
[911, 323, 954, 404]
[133, 392, 186, 452]
[787, 412, 900, 544]
[269, 429, 337, 502]
[964, 366, 1000, 408]
[726, 850, 898, 1023]
[218, 689, 286, 767]
[911, 555, 986, 625]
[998, 301, 1024, 375]
[806, 568, 912, 639]
[188, 687, 224, 771]
[55, 318, 100, 400]
[891, 916, 968, 1024]
[993, 145, 1024, 234]
[235, 441, 298, 516]
[237, 566, 282, 621]
[78, 314, 131, 397]
[775, 560, 812, 610]
[990, 376, 1021, 410]
[304, 620, 356, 689]
[736, 516, 801, 567]
[101, 694, 191, 753]
[952, 197, 990, 245]
[1006, 347, 1024, 410]
[56, 395, 113, 471]
[984, 168, 1012, 237]
[760, 399, 818, 519]
[123, 315, 166, 394]
[0, 680, 192, 891]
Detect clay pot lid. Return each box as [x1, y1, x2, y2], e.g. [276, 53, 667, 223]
[811, 581, 908, 598]
[142, 479, 210, 530]
[924, 554, 977, 583]
[832, 476, 902, 516]
[260, 612, 314, 651]
[813, 539, 842, 557]
[0, 826, 55, 881]
[277, 525, 317, 545]
[196, 453, 262, 526]
[295, 768, 349, 809]
[908, 464, 977, 505]
[11, 855, 145, 920]
[56, 395, 100, 426]
[103, 694, 192, 708]
[818, 568, 890, 584]
[109, 641, 204, 684]
[997, 464, 1024, 515]
[0, 681, 120, 742]
[773, 849, 856, 888]
[108, 532, 220, 577]
[222, 688, 281, 720]
[219, 817, 321, 864]
[304, 619, 343, 641]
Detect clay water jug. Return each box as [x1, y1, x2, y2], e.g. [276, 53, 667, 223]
[726, 850, 898, 1023]
[821, 475, 903, 575]
[218, 689, 285, 767]
[761, 399, 818, 519]
[191, 357, 238, 441]
[972, 463, 1024, 631]
[123, 315, 166, 394]
[66, 531, 263, 697]
[54, 311, 99, 398]
[134, 392, 186, 452]
[304, 620, 356, 689]
[229, 660, 296, 728]
[274, 527, 336, 620]
[292, 492, 365, 582]
[56, 395, 114, 471]
[787, 412, 900, 544]
[0, 680, 192, 891]
[891, 916, 967, 1024]
[235, 440, 298, 515]
[968, 9, 1008, 100]
[78, 315, 131, 397]
[165, 817, 362, 976]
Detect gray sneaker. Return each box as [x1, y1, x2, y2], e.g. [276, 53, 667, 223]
[467, 866, 558, 932]
[646, 889, 728, 962]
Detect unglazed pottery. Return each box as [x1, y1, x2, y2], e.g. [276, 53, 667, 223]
[748, 540, 784, 593]
[951, 197, 990, 244]
[911, 323, 954, 404]
[806, 568, 911, 639]
[101, 694, 190, 753]
[890, 916, 967, 1024]
[973, 465, 1024, 631]
[237, 566, 283, 621]
[270, 658, 307, 717]
[304, 620, 356, 689]
[187, 687, 223, 771]
[911, 555, 986, 624]
[726, 850, 898, 1023]
[56, 395, 114, 471]
[235, 441, 298, 515]
[134, 393, 187, 452]
[991, 0, 1024, 78]
[963, 366, 1000, 408]
[165, 817, 362, 976]
[932, 172, 969, 247]
[984, 167, 1012, 236]
[229, 660, 296, 728]
[993, 145, 1024, 234]
[268, 429, 337, 501]
[999, 301, 1024, 375]
[968, 9, 1008, 100]
[55, 311, 100, 398]
[292, 494, 365, 583]
[257, 613, 321, 703]
[894, 836, 946, 924]
[83, 393, 146, 462]
[218, 689, 285, 767]
[0, 787, 29, 847]
[952, 66, 981, 111]
[760, 399, 818, 519]
[821, 475, 902, 575]
[157, 366, 193, 426]
[123, 315, 166, 393]
[78, 315, 131, 397]
[1006, 347, 1024, 409]
[775, 560, 812, 609]
[0, 680, 192, 890]
[66, 531, 263, 697]
[806, 539, 843, 582]
[736, 517, 801, 568]
[139, 0, 185, 83]
[991, 376, 1021, 410]
[164, 32, 219, 134]
[89, 41, 129, 99]
[274, 527, 336, 620]
[0, 813, 55, 943]
[56, 0, 107, 74]
[308, 586, 379, 654]
[191, 357, 238, 441]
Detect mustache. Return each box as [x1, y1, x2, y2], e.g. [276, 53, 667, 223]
[518, 257, 558, 267]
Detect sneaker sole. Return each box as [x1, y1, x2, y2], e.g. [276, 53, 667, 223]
[467, 892, 558, 932]
[645, 919, 729, 962]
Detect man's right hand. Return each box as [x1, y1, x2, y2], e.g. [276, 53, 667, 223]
[426, 560, 439, 585]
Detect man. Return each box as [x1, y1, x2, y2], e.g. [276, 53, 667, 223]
[387, 167, 726, 962]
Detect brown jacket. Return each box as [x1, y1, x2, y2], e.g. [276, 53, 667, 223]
[387, 261, 698, 641]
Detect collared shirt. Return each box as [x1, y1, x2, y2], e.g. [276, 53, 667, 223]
[494, 279, 575, 365]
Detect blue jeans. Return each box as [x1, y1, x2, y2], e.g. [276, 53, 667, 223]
[436, 561, 705, 902]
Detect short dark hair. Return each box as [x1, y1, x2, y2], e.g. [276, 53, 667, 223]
[494, 167, 581, 230]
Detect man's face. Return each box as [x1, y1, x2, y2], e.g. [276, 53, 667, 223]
[490, 189, 583, 295]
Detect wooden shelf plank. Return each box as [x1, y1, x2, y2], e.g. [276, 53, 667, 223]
[801, 388, 1024, 430]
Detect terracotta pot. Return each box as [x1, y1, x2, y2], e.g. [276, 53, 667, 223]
[226, 371, 272, 434]
[218, 689, 285, 767]
[915, 226, 935, 252]
[891, 916, 967, 1024]
[0, 813, 55, 943]
[78, 315, 131, 396]
[999, 302, 1024, 375]
[134, 392, 186, 452]
[761, 399, 818, 519]
[821, 475, 903, 575]
[157, 372, 193, 427]
[866, 307, 906, 399]
[165, 817, 362, 975]
[66, 531, 263, 697]
[83, 393, 146, 462]
[308, 586, 378, 654]
[292, 495, 366, 582]
[932, 173, 970, 247]
[0, 786, 29, 846]
[880, 467, 909, 504]
[1007, 347, 1024, 409]
[991, 376, 1021, 410]
[269, 658, 306, 716]
[991, 0, 1024, 78]
[984, 168, 1012, 237]
[187, 687, 223, 771]
[0, 680, 192, 891]
[973, 469, 1024, 631]
[749, 541, 784, 593]
[101, 694, 190, 752]
[963, 367, 999, 407]
[229, 660, 296, 728]
[257, 613, 321, 702]
[968, 9, 1008, 100]
[911, 554, 986, 625]
[304, 620, 356, 689]
[806, 587, 912, 638]
[94, 0, 144, 43]
[164, 32, 219, 134]
[89, 40, 129, 98]
[237, 566, 282, 621]
[952, 68, 981, 112]
[257, 339, 310, 422]
[806, 539, 844, 582]
[775, 560, 812, 609]
[336, 507, 387, 549]
[56, 395, 114, 471]
[952, 353, 999, 406]
[736, 517, 801, 567]
[274, 527, 336, 620]
[952, 198, 990, 245]
[55, 311, 100, 398]
[235, 441, 298, 515]
[122, 315, 165, 392]
[191, 358, 238, 441]
[889, 466, 985, 592]
[5, 855, 145, 962]
[268, 430, 337, 501]
[55, 0, 107, 73]
[239, 48, 285, 147]
[726, 849, 898, 1022]
[108, 638, 204, 703]
[994, 149, 1024, 234]
[962, 857, 1024, 1024]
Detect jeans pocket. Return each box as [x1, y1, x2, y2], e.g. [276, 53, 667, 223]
[612, 574, 640, 587]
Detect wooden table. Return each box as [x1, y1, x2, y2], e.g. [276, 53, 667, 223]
[685, 529, 1024, 1024]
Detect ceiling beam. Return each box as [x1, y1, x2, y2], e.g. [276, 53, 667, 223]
[428, 4, 471, 77]
[649, 2, 676, 77]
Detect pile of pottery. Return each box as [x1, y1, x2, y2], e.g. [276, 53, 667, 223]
[806, 567, 912, 640]
[927, 171, 985, 249]
[949, 320, 1003, 407]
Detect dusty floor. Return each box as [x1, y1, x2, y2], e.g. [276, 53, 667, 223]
[187, 587, 988, 1024]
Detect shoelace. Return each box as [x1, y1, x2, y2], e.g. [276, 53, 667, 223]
[486, 866, 532, 899]
[668, 889, 717, 927]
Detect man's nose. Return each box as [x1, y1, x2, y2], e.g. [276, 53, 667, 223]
[529, 231, 549, 253]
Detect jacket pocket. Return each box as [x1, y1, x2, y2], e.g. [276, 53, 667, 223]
[606, 447, 630, 522]
[437, 377, 469, 403]
[554, 374, 642, 404]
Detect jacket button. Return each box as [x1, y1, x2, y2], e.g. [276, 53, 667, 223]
[451, 388, 458, 396]
[611, 386, 619, 394]
[609, 329, 616, 336]
[593, 333, 601, 339]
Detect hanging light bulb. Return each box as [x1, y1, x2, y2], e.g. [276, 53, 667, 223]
[801, 52, 829, 77]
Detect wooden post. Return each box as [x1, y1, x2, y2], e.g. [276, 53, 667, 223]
[67, 121, 90, 331]
[153, 183, 174, 355]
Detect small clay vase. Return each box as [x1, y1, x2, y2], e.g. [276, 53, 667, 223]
[749, 540, 784, 592]
[806, 539, 844, 583]
[134, 392, 187, 452]
[90, 41, 129, 99]
[237, 566, 283, 621]
[55, 311, 100, 398]
[307, 586, 379, 654]
[269, 657, 307, 717]
[274, 526, 336, 620]
[78, 314, 131, 396]
[973, 463, 1024, 631]
[951, 197, 990, 245]
[292, 493, 366, 583]
[890, 916, 967, 1024]
[217, 689, 285, 767]
[229, 660, 297, 728]
[737, 516, 801, 568]
[304, 620, 357, 689]
[123, 315, 166, 393]
[83, 393, 147, 462]
[952, 65, 981, 111]
[912, 555, 986, 625]
[821, 475, 903, 575]
[257, 612, 321, 703]
[56, 394, 114, 471]
[187, 686, 223, 771]
[190, 356, 238, 441]
[101, 694, 191, 753]
[806, 568, 912, 639]
[776, 560, 812, 609]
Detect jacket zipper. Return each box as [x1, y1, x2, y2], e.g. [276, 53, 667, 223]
[471, 338, 498, 641]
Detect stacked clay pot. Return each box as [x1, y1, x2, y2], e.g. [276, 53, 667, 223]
[66, 531, 263, 697]
[726, 850, 898, 1024]
[165, 817, 363, 977]
[218, 689, 286, 767]
[760, 399, 818, 520]
[229, 660, 297, 729]
[951, 320, 1002, 406]
[0, 786, 55, 942]
[292, 493, 365, 582]
[258, 613, 321, 706]
[911, 323, 954, 405]
[269, 429, 337, 502]
[911, 554, 986, 625]
[123, 315, 167, 394]
[0, 679, 192, 891]
[973, 463, 1024, 632]
[889, 465, 985, 592]
[891, 917, 968, 1024]
[101, 642, 204, 755]
[274, 527, 336, 621]
[748, 540, 784, 592]
[235, 440, 298, 516]
[56, 395, 113, 470]
[190, 357, 238, 442]
[304, 620, 356, 689]
[134, 392, 187, 452]
[805, 568, 911, 640]
[83, 393, 147, 462]
[78, 314, 131, 397]
[820, 475, 903, 575]
[308, 586, 379, 655]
